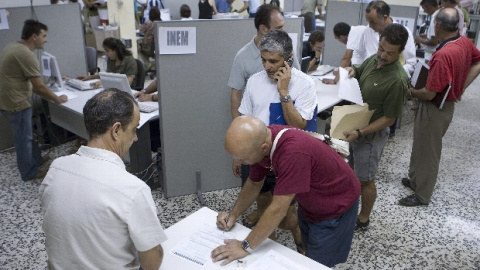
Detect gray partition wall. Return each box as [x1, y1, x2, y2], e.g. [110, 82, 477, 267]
[155, 18, 304, 198]
[0, 4, 88, 78]
[323, 1, 419, 66]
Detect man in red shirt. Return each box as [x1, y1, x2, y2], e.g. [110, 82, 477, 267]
[211, 116, 360, 267]
[400, 8, 480, 206]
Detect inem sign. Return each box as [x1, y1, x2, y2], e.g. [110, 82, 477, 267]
[158, 27, 196, 54]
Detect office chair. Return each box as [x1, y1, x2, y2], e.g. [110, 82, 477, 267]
[300, 12, 316, 33]
[85, 46, 100, 75]
[133, 58, 146, 91]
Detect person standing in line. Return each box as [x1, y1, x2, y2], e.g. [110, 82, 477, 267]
[0, 20, 68, 181]
[399, 8, 480, 206]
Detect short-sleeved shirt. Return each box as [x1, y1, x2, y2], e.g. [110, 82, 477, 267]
[427, 34, 480, 101]
[346, 25, 367, 65]
[239, 68, 317, 126]
[248, 0, 261, 14]
[353, 54, 408, 123]
[40, 146, 167, 269]
[357, 24, 416, 76]
[0, 42, 41, 112]
[301, 0, 323, 14]
[215, 0, 231, 13]
[424, 9, 440, 61]
[227, 36, 300, 91]
[249, 125, 360, 222]
[106, 55, 137, 87]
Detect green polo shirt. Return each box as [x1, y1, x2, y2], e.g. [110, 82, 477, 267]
[353, 54, 408, 123]
[0, 42, 41, 112]
[106, 55, 137, 88]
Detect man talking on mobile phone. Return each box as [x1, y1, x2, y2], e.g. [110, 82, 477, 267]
[227, 29, 317, 255]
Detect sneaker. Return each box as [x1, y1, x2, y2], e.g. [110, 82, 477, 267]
[355, 218, 370, 231]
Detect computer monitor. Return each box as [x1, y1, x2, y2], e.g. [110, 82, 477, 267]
[99, 72, 133, 95]
[42, 51, 64, 91]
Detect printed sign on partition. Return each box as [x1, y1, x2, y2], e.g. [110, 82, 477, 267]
[0, 9, 9, 30]
[391, 16, 416, 34]
[158, 27, 196, 55]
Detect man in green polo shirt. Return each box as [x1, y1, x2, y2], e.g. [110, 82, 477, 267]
[331, 24, 409, 231]
[0, 20, 68, 181]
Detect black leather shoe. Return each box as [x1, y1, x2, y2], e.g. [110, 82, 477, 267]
[399, 194, 428, 207]
[355, 218, 369, 231]
[402, 178, 413, 191]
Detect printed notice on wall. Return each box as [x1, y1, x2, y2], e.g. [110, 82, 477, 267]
[0, 9, 10, 30]
[391, 16, 415, 34]
[158, 27, 196, 55]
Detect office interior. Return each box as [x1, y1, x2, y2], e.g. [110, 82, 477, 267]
[1, 0, 480, 269]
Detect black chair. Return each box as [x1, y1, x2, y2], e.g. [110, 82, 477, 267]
[133, 59, 146, 91]
[300, 12, 316, 33]
[85, 46, 100, 75]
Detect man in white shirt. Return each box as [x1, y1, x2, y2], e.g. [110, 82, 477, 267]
[332, 22, 367, 67]
[40, 89, 167, 270]
[358, 1, 417, 76]
[416, 0, 440, 62]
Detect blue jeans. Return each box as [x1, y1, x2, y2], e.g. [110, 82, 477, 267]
[1, 107, 41, 180]
[298, 199, 359, 267]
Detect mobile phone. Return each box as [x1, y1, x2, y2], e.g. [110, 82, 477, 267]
[286, 57, 294, 67]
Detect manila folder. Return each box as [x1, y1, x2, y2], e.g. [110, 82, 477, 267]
[331, 103, 375, 140]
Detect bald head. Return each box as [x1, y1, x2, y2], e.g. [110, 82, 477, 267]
[436, 7, 459, 33]
[225, 116, 271, 165]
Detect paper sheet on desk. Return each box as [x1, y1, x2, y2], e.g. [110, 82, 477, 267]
[309, 65, 335, 77]
[244, 250, 308, 270]
[54, 90, 78, 100]
[337, 67, 364, 105]
[170, 223, 236, 266]
[330, 103, 374, 140]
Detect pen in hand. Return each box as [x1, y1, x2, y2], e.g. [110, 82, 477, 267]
[224, 202, 235, 232]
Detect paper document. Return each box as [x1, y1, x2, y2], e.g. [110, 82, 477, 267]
[54, 90, 78, 100]
[0, 9, 10, 31]
[170, 223, 236, 266]
[330, 103, 375, 140]
[244, 250, 309, 270]
[337, 67, 364, 105]
[309, 65, 335, 76]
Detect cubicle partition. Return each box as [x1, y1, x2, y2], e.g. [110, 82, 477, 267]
[154, 18, 304, 198]
[0, 4, 88, 78]
[323, 1, 419, 66]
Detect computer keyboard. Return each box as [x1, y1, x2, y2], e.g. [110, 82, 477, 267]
[138, 103, 158, 113]
[66, 79, 94, 91]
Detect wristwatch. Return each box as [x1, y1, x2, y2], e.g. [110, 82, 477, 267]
[281, 94, 292, 102]
[356, 129, 363, 138]
[241, 239, 253, 253]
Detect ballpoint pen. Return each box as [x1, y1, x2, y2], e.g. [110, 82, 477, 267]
[224, 201, 235, 232]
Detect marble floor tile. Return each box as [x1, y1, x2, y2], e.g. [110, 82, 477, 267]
[1, 79, 480, 269]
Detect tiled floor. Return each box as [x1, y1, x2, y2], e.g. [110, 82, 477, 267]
[1, 78, 480, 269]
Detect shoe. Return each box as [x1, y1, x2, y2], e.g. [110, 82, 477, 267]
[399, 194, 428, 207]
[295, 242, 306, 255]
[42, 155, 51, 165]
[401, 178, 413, 191]
[355, 218, 369, 231]
[26, 169, 48, 181]
[242, 210, 259, 228]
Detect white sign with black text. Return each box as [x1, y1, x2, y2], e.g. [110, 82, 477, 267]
[158, 27, 196, 55]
